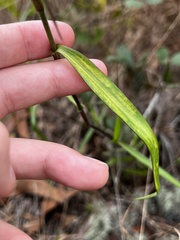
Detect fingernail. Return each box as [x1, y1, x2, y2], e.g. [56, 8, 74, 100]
[86, 156, 108, 167]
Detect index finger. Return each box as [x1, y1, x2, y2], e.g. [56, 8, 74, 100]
[0, 21, 74, 69]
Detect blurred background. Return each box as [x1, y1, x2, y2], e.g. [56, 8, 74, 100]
[0, 1, 180, 239]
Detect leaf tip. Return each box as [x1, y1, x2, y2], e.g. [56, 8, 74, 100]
[135, 191, 158, 201]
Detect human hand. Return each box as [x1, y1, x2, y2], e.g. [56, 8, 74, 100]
[0, 21, 109, 240]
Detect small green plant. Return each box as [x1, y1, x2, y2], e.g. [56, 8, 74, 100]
[30, 0, 180, 199]
[170, 52, 180, 66]
[31, 0, 161, 199]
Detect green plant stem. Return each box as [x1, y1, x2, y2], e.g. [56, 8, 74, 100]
[32, 0, 56, 53]
[39, 11, 57, 53]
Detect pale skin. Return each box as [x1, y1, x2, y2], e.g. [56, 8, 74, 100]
[0, 21, 109, 240]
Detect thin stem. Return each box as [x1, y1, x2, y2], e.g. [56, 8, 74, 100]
[72, 95, 90, 127]
[90, 124, 112, 139]
[32, 0, 56, 52]
[39, 11, 57, 53]
[72, 96, 112, 139]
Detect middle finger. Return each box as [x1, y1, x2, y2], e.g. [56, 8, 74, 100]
[0, 59, 107, 119]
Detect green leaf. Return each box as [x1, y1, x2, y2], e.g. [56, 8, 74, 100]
[124, 0, 164, 8]
[145, 0, 164, 5]
[170, 52, 180, 66]
[119, 141, 180, 188]
[157, 48, 169, 64]
[113, 116, 121, 143]
[66, 95, 77, 106]
[116, 45, 134, 67]
[29, 105, 47, 140]
[78, 128, 94, 154]
[107, 44, 135, 67]
[124, 0, 143, 8]
[56, 45, 160, 197]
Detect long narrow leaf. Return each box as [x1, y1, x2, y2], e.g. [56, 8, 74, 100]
[57, 45, 160, 197]
[113, 116, 121, 143]
[119, 141, 180, 189]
